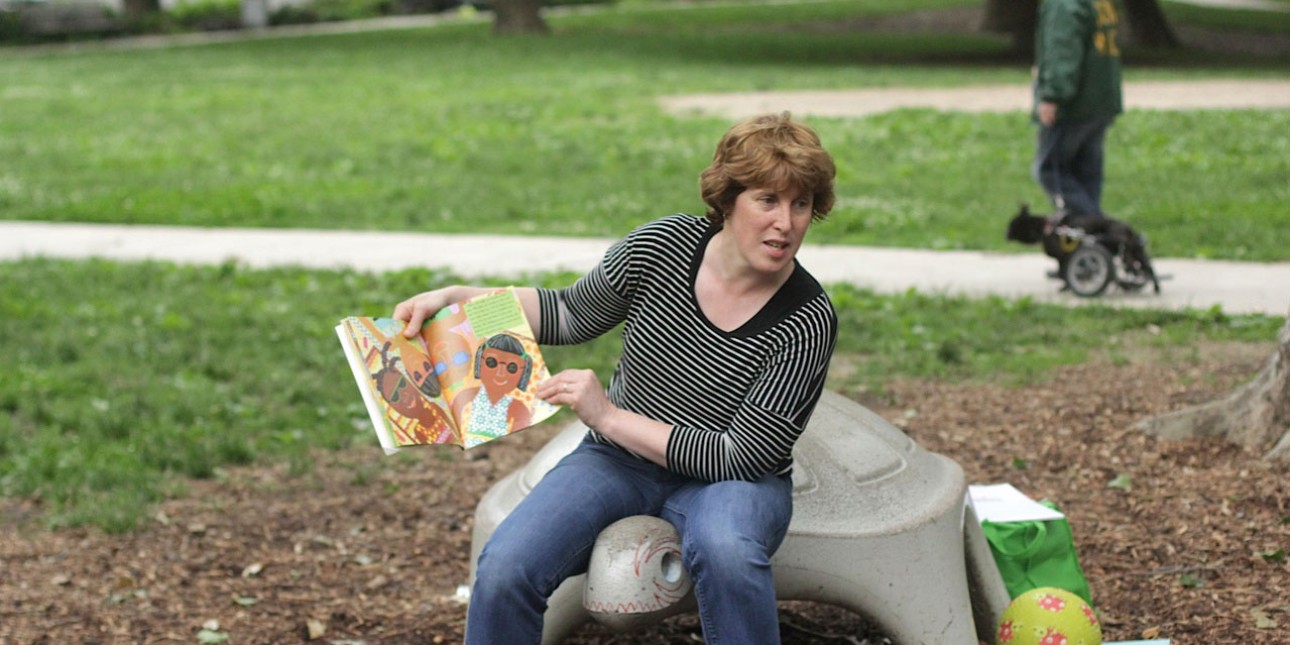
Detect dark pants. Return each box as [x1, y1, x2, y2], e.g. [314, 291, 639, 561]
[1032, 116, 1115, 217]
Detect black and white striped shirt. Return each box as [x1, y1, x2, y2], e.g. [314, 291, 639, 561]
[536, 214, 837, 482]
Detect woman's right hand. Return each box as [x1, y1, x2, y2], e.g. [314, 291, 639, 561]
[393, 287, 461, 339]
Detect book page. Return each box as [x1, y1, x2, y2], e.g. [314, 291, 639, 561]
[423, 288, 559, 448]
[339, 317, 460, 449]
[462, 289, 529, 336]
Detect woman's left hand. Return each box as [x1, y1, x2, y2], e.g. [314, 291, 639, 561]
[538, 369, 613, 430]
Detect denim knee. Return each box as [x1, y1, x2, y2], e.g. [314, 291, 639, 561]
[473, 536, 529, 594]
[686, 527, 772, 577]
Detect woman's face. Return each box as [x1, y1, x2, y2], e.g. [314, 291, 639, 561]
[479, 347, 525, 398]
[725, 185, 814, 278]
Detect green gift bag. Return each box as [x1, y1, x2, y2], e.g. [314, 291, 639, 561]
[980, 501, 1093, 606]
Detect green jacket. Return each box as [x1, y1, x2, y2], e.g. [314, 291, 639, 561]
[1033, 0, 1124, 123]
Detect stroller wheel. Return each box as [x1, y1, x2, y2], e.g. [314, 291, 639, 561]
[1115, 254, 1155, 293]
[1064, 243, 1114, 297]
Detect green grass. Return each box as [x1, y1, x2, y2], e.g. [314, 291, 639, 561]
[1, 259, 1282, 532]
[1, 0, 1287, 260]
[828, 285, 1281, 388]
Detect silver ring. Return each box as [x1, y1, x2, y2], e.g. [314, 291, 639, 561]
[563, 383, 569, 392]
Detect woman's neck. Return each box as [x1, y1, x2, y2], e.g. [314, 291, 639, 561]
[695, 231, 792, 332]
[705, 229, 793, 295]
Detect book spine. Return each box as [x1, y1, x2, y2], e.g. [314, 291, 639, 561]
[335, 323, 401, 455]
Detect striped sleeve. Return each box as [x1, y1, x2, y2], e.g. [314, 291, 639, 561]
[535, 229, 638, 346]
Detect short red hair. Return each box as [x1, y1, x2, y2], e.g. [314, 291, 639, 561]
[698, 112, 836, 226]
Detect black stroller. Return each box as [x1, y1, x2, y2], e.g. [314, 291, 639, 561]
[1007, 205, 1161, 298]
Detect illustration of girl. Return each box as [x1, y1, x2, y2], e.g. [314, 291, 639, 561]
[452, 333, 534, 446]
[370, 340, 455, 445]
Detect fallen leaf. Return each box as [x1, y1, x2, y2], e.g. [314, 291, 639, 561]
[305, 618, 326, 640]
[196, 629, 229, 644]
[242, 562, 264, 577]
[1252, 609, 1278, 629]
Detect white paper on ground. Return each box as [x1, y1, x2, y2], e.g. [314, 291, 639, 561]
[968, 482, 1066, 523]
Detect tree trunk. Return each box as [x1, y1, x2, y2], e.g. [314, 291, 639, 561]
[1135, 309, 1290, 460]
[121, 0, 161, 20]
[980, 0, 1037, 57]
[492, 0, 549, 35]
[242, 0, 269, 29]
[1121, 0, 1179, 48]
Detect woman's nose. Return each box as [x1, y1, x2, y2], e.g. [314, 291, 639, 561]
[770, 203, 792, 228]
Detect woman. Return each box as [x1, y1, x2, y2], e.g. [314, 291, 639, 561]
[393, 112, 838, 644]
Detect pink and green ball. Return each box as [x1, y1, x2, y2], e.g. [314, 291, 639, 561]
[997, 587, 1101, 645]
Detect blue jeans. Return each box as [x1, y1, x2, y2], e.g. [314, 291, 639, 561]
[1032, 116, 1115, 217]
[466, 438, 794, 645]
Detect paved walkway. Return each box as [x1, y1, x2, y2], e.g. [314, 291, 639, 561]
[660, 80, 1290, 120]
[6, 10, 1287, 318]
[4, 221, 1288, 316]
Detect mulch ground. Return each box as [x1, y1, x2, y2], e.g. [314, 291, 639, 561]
[3, 342, 1288, 644]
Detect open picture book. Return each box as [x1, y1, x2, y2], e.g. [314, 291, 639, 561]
[336, 287, 559, 454]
